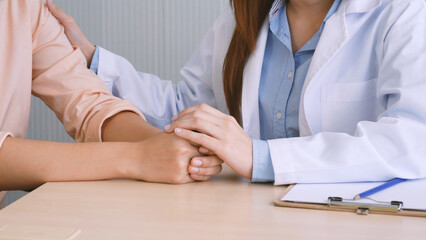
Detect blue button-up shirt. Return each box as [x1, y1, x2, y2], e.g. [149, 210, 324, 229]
[252, 0, 341, 182]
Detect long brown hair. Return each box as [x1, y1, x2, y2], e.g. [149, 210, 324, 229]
[223, 0, 274, 124]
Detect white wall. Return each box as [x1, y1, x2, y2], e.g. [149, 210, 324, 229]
[4, 0, 225, 206]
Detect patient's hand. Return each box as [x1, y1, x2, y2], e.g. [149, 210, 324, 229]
[46, 0, 95, 67]
[130, 132, 223, 184]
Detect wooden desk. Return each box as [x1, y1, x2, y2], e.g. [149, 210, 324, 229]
[0, 167, 425, 239]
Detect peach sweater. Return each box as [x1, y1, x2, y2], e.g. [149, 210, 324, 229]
[0, 0, 144, 204]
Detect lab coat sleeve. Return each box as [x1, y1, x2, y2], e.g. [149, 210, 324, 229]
[95, 20, 220, 129]
[268, 1, 426, 184]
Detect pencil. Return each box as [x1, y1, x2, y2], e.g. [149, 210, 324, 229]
[353, 178, 406, 200]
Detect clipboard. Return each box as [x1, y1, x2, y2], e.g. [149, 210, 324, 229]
[273, 179, 426, 217]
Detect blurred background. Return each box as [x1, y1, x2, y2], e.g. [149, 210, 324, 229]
[4, 0, 226, 206]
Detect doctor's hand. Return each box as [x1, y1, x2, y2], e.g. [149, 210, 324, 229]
[164, 104, 253, 180]
[46, 0, 96, 67]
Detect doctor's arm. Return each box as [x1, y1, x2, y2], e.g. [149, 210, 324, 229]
[47, 0, 217, 130]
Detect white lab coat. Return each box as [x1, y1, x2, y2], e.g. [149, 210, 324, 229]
[97, 0, 426, 184]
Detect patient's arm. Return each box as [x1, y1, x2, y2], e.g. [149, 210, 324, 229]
[0, 0, 203, 190]
[47, 0, 222, 180]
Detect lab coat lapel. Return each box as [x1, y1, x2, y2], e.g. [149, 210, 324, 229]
[298, 3, 349, 136]
[345, 0, 382, 14]
[241, 19, 269, 139]
[298, 0, 382, 136]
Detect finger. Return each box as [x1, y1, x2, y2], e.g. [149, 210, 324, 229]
[174, 128, 220, 153]
[173, 104, 230, 122]
[168, 118, 223, 140]
[189, 165, 222, 177]
[46, 0, 73, 25]
[165, 110, 222, 134]
[199, 146, 215, 155]
[191, 156, 223, 168]
[188, 141, 201, 148]
[173, 109, 223, 126]
[171, 106, 199, 121]
[190, 174, 211, 182]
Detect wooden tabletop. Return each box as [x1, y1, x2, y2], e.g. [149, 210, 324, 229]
[0, 166, 425, 239]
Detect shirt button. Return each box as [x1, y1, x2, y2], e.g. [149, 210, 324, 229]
[276, 112, 282, 120]
[287, 72, 293, 79]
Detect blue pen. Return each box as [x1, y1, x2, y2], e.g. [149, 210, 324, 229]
[353, 178, 407, 200]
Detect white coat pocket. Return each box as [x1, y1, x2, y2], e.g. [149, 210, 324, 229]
[323, 78, 379, 134]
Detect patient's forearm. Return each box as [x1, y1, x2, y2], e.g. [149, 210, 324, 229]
[0, 137, 135, 190]
[101, 111, 162, 142]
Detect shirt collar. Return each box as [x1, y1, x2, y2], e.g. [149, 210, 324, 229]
[268, 0, 342, 53]
[269, 0, 284, 22]
[269, 0, 342, 23]
[324, 0, 342, 23]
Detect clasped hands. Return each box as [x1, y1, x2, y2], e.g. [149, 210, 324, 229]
[165, 104, 254, 181]
[141, 103, 254, 184]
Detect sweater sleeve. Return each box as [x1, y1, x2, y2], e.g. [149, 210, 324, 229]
[30, 0, 145, 142]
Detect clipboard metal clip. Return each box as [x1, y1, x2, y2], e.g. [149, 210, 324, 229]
[327, 197, 403, 215]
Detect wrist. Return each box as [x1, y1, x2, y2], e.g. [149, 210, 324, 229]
[102, 112, 162, 142]
[114, 142, 144, 180]
[241, 137, 254, 180]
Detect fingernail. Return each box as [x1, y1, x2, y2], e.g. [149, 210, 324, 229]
[199, 147, 209, 154]
[164, 124, 170, 131]
[175, 128, 182, 134]
[190, 167, 200, 173]
[193, 159, 202, 166]
[172, 115, 178, 121]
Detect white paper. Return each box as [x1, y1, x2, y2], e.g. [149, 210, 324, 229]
[281, 178, 426, 211]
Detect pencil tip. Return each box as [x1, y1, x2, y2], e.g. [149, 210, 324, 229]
[354, 195, 360, 200]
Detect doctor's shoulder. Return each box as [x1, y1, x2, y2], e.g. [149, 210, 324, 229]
[368, 0, 426, 28]
[211, 2, 236, 40]
[367, 0, 426, 61]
